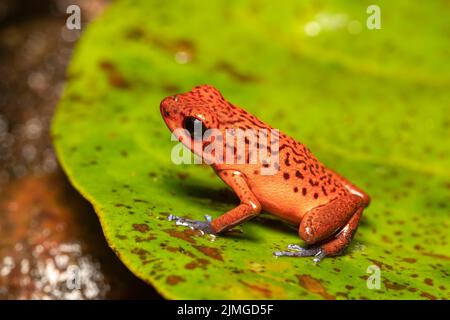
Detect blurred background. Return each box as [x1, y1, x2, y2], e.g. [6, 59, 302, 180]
[0, 0, 160, 299]
[1, 0, 448, 300]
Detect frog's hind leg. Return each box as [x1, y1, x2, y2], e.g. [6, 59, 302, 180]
[274, 194, 364, 263]
[318, 206, 363, 258]
[299, 194, 363, 245]
[330, 169, 371, 207]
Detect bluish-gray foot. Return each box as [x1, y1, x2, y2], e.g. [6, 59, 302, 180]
[168, 214, 216, 235]
[273, 244, 327, 263]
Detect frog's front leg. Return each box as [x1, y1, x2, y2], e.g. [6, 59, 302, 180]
[274, 194, 364, 263]
[168, 170, 261, 235]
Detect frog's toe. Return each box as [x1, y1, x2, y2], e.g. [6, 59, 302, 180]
[287, 244, 304, 251]
[312, 250, 327, 264]
[273, 245, 327, 263]
[168, 214, 216, 235]
[273, 248, 319, 257]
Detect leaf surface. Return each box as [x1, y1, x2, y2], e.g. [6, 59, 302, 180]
[52, 0, 450, 299]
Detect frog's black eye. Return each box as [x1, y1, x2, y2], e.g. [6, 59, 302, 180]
[183, 116, 207, 139]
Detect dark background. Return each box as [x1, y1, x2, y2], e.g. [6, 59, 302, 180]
[0, 0, 160, 299]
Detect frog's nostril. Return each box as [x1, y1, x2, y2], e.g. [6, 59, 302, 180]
[160, 97, 172, 109]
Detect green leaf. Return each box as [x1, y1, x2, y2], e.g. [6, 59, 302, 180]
[52, 0, 450, 299]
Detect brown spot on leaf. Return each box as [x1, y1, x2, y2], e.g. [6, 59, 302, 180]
[162, 82, 181, 93]
[381, 235, 393, 244]
[135, 235, 156, 242]
[383, 279, 407, 291]
[402, 258, 417, 263]
[131, 248, 149, 261]
[99, 60, 115, 71]
[177, 172, 189, 180]
[424, 278, 434, 286]
[420, 291, 437, 300]
[164, 228, 198, 244]
[345, 285, 354, 290]
[215, 61, 259, 83]
[184, 261, 197, 270]
[166, 275, 185, 285]
[336, 292, 349, 299]
[368, 259, 394, 271]
[125, 27, 146, 39]
[163, 245, 179, 253]
[132, 223, 149, 233]
[193, 245, 223, 261]
[133, 198, 149, 203]
[239, 280, 272, 298]
[184, 258, 210, 270]
[99, 60, 129, 89]
[161, 244, 196, 258]
[420, 251, 450, 261]
[297, 275, 335, 300]
[115, 203, 131, 209]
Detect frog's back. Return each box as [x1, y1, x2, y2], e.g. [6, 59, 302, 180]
[231, 134, 347, 223]
[210, 102, 348, 223]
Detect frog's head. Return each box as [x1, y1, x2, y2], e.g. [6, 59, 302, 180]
[161, 85, 279, 171]
[160, 85, 225, 146]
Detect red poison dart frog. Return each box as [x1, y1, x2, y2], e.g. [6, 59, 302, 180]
[160, 85, 370, 262]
